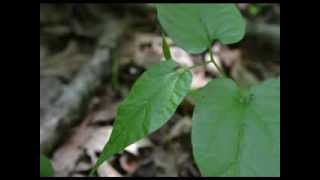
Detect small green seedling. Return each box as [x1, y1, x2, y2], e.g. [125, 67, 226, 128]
[90, 4, 280, 177]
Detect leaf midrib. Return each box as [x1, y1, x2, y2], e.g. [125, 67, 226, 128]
[216, 100, 279, 176]
[96, 69, 190, 168]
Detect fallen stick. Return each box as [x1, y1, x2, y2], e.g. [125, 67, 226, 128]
[40, 19, 127, 155]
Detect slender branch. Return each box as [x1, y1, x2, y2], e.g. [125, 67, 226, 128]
[161, 33, 172, 60]
[188, 60, 212, 70]
[208, 47, 226, 77]
[210, 48, 242, 88]
[188, 48, 226, 72]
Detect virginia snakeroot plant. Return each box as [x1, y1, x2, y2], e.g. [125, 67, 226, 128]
[41, 4, 280, 177]
[90, 4, 280, 177]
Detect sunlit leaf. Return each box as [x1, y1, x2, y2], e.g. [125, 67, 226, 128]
[156, 4, 246, 53]
[91, 60, 192, 174]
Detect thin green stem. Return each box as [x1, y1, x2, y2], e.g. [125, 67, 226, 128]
[162, 33, 172, 60]
[188, 60, 212, 70]
[208, 47, 226, 77]
[208, 48, 242, 88]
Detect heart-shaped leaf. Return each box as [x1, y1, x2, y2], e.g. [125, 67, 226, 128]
[91, 60, 192, 174]
[156, 4, 246, 53]
[192, 78, 280, 176]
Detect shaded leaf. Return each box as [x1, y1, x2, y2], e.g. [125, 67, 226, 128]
[192, 78, 280, 176]
[40, 155, 54, 177]
[156, 4, 245, 53]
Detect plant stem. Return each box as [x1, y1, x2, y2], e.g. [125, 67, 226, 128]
[187, 47, 242, 88]
[210, 48, 242, 88]
[188, 48, 226, 71]
[178, 41, 243, 88]
[208, 47, 226, 77]
[162, 33, 172, 60]
[188, 60, 212, 70]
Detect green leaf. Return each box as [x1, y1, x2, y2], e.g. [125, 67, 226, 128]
[156, 4, 246, 54]
[248, 4, 260, 16]
[91, 60, 192, 174]
[162, 34, 172, 60]
[192, 78, 280, 176]
[40, 155, 54, 177]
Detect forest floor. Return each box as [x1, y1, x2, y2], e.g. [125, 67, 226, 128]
[40, 4, 280, 177]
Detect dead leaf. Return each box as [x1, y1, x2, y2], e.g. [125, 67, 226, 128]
[52, 124, 94, 176]
[83, 126, 113, 163]
[97, 162, 122, 177]
[125, 138, 152, 156]
[165, 116, 192, 141]
[171, 47, 194, 68]
[119, 152, 139, 174]
[190, 67, 210, 90]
